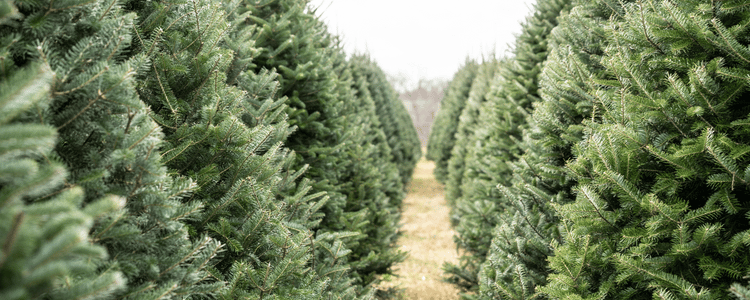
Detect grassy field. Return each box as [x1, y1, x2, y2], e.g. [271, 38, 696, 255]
[378, 156, 461, 299]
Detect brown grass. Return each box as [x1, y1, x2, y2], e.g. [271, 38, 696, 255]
[377, 157, 461, 300]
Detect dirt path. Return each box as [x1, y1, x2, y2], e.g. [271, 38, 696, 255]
[381, 157, 461, 299]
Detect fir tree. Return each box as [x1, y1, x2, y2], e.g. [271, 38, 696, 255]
[354, 55, 421, 188]
[733, 282, 750, 300]
[442, 58, 500, 291]
[233, 1, 369, 295]
[524, 2, 622, 298]
[2, 0, 222, 297]
[541, 0, 750, 298]
[231, 0, 411, 295]
[444, 0, 572, 290]
[128, 0, 339, 297]
[466, 0, 572, 299]
[344, 54, 408, 290]
[239, 0, 356, 239]
[0, 59, 125, 299]
[445, 59, 500, 205]
[426, 61, 479, 184]
[1, 0, 419, 298]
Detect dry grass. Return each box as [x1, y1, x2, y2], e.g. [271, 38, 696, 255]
[377, 157, 461, 300]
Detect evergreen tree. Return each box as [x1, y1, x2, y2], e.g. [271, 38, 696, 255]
[128, 0, 342, 297]
[441, 58, 500, 291]
[239, 0, 357, 241]
[341, 54, 407, 292]
[445, 59, 500, 205]
[532, 3, 628, 298]
[2, 0, 222, 297]
[232, 1, 368, 295]
[426, 61, 479, 184]
[0, 59, 125, 299]
[540, 0, 750, 298]
[1, 0, 422, 298]
[444, 0, 572, 290]
[463, 0, 572, 299]
[231, 0, 411, 295]
[733, 282, 750, 300]
[355, 55, 421, 187]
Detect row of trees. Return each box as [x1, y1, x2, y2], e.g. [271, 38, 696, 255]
[428, 0, 750, 299]
[0, 0, 421, 298]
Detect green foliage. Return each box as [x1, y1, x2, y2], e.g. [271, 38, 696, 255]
[426, 61, 479, 183]
[3, 0, 223, 297]
[438, 1, 573, 297]
[345, 54, 408, 288]
[127, 0, 342, 297]
[231, 1, 370, 295]
[0, 61, 125, 300]
[445, 59, 500, 206]
[0, 0, 437, 298]
[732, 282, 750, 300]
[468, 1, 573, 299]
[440, 58, 501, 294]
[354, 55, 421, 187]
[234, 1, 413, 296]
[539, 0, 750, 298]
[436, 0, 750, 299]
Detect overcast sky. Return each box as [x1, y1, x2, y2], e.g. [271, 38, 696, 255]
[308, 0, 537, 87]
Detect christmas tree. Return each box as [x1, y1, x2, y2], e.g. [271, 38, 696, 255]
[426, 60, 479, 184]
[128, 0, 343, 297]
[1, 0, 438, 297]
[0, 57, 125, 299]
[541, 0, 750, 298]
[430, 0, 750, 298]
[353, 55, 421, 188]
[340, 54, 408, 292]
[445, 59, 500, 205]
[471, 0, 573, 298]
[2, 0, 222, 297]
[443, 2, 572, 293]
[231, 0, 415, 295]
[441, 58, 501, 292]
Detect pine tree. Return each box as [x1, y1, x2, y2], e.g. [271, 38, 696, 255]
[226, 1, 368, 299]
[733, 282, 750, 300]
[442, 58, 500, 291]
[445, 59, 500, 205]
[2, 0, 223, 297]
[426, 61, 479, 184]
[444, 1, 572, 291]
[541, 0, 750, 298]
[2, 0, 418, 298]
[526, 2, 624, 298]
[340, 54, 408, 292]
[233, 1, 369, 295]
[231, 0, 411, 296]
[127, 0, 343, 297]
[239, 0, 356, 239]
[464, 0, 572, 299]
[0, 58, 126, 299]
[355, 55, 421, 188]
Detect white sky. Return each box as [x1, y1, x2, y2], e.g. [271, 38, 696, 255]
[308, 0, 537, 87]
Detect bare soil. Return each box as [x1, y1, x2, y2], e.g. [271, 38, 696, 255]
[378, 157, 461, 299]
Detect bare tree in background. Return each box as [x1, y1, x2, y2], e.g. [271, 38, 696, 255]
[388, 74, 449, 148]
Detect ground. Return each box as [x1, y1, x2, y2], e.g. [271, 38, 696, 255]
[378, 157, 461, 299]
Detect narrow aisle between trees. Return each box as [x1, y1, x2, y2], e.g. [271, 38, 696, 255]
[380, 156, 461, 299]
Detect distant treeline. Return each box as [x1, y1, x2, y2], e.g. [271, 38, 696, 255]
[396, 79, 449, 147]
